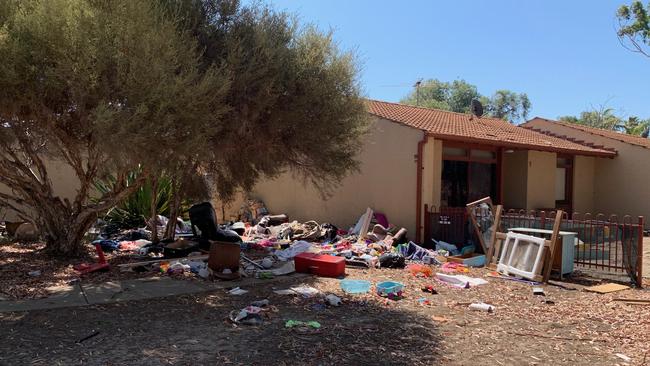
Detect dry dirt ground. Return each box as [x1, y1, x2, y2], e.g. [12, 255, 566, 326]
[0, 242, 190, 300]
[1, 264, 650, 366]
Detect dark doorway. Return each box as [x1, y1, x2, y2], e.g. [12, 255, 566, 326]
[440, 144, 499, 207]
[555, 155, 573, 213]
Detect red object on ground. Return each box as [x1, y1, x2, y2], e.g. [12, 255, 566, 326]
[73, 243, 110, 275]
[294, 253, 345, 277]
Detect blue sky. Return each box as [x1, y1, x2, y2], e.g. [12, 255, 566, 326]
[267, 0, 650, 120]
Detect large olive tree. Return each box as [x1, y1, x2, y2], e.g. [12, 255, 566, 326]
[0, 0, 367, 256]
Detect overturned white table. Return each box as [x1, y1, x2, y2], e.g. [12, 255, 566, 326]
[507, 227, 577, 277]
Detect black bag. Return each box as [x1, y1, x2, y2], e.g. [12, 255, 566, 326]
[379, 253, 406, 268]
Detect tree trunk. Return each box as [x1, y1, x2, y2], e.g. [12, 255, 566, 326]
[164, 177, 182, 240]
[41, 208, 97, 257]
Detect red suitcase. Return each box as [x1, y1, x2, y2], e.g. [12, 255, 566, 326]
[294, 253, 345, 277]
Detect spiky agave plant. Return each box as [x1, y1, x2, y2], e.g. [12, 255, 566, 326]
[94, 171, 173, 229]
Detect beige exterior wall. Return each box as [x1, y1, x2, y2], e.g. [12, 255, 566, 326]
[573, 155, 595, 214]
[526, 150, 556, 210]
[502, 150, 528, 209]
[526, 118, 650, 225]
[230, 117, 423, 234]
[501, 150, 557, 211]
[420, 136, 442, 240]
[421, 137, 442, 207]
[0, 159, 81, 222]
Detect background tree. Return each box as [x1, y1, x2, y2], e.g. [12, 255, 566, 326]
[559, 104, 649, 136]
[0, 0, 367, 256]
[483, 90, 531, 122]
[400, 78, 530, 122]
[0, 0, 226, 255]
[559, 106, 622, 130]
[617, 1, 650, 57]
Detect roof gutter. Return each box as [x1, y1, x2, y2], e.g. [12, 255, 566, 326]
[427, 133, 617, 158]
[415, 132, 426, 243]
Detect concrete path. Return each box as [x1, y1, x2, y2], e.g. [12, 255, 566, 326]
[0, 274, 308, 313]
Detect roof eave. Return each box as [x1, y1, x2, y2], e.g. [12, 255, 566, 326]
[427, 133, 617, 158]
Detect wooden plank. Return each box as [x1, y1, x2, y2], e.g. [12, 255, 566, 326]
[485, 205, 502, 265]
[117, 255, 209, 268]
[612, 298, 650, 303]
[465, 197, 494, 255]
[357, 207, 373, 242]
[466, 208, 487, 254]
[542, 210, 563, 283]
[585, 283, 630, 294]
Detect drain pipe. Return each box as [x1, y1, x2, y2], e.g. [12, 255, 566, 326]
[415, 132, 427, 243]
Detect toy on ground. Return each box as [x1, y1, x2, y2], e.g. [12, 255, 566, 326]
[73, 243, 110, 275]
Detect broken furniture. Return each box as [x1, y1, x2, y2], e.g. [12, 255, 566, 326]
[485, 209, 563, 283]
[466, 197, 502, 255]
[189, 202, 241, 245]
[507, 227, 577, 277]
[208, 241, 241, 280]
[496, 232, 547, 281]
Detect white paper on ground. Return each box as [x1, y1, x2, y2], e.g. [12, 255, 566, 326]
[273, 285, 320, 297]
[435, 273, 488, 288]
[258, 260, 295, 276]
[228, 287, 249, 295]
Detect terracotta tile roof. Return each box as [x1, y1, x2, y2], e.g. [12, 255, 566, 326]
[523, 117, 650, 150]
[366, 100, 616, 157]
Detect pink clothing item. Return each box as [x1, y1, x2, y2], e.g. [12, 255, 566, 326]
[373, 212, 389, 228]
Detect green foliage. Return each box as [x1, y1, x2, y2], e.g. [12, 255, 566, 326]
[0, 0, 367, 255]
[400, 78, 530, 123]
[483, 90, 531, 122]
[617, 1, 650, 57]
[559, 107, 622, 130]
[559, 106, 650, 136]
[94, 173, 173, 229]
[621, 116, 650, 135]
[165, 1, 369, 199]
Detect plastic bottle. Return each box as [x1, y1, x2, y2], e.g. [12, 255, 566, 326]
[469, 303, 494, 312]
[235, 309, 248, 322]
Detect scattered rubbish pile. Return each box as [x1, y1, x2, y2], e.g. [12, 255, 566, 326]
[32, 194, 627, 324]
[103, 200, 447, 283]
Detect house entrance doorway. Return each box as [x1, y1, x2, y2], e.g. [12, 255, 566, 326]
[440, 143, 501, 207]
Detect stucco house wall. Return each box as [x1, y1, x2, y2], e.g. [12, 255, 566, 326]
[525, 118, 650, 224]
[502, 150, 528, 209]
[247, 117, 422, 234]
[573, 155, 595, 214]
[526, 150, 556, 210]
[0, 159, 80, 222]
[501, 150, 556, 211]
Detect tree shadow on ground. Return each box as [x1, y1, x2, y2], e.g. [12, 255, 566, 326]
[0, 275, 441, 366]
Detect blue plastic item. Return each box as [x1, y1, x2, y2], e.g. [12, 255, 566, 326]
[376, 281, 404, 297]
[340, 279, 371, 294]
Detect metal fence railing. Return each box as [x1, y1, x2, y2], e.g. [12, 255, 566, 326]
[424, 206, 645, 286]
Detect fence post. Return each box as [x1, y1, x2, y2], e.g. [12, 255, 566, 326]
[637, 216, 644, 287]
